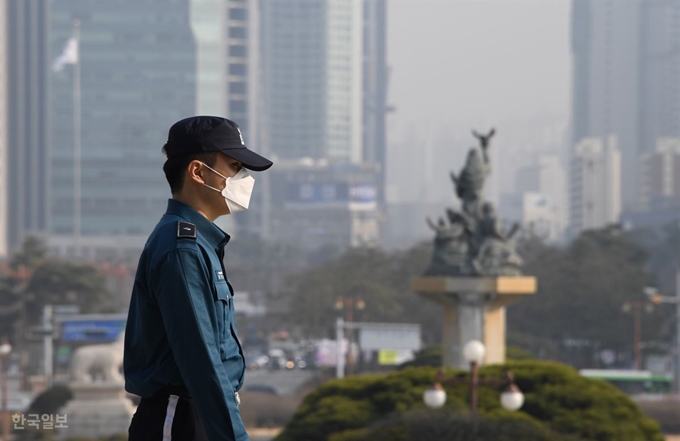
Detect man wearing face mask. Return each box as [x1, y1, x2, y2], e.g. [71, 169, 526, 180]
[124, 116, 272, 441]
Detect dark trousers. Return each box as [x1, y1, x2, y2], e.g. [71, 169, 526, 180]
[128, 387, 209, 441]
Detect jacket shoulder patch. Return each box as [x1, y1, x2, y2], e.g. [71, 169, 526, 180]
[177, 221, 197, 239]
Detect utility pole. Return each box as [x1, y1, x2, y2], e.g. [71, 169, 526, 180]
[634, 303, 642, 371]
[43, 305, 53, 388]
[675, 268, 680, 394]
[335, 318, 344, 379]
[622, 301, 652, 370]
[1, 337, 12, 441]
[72, 19, 82, 258]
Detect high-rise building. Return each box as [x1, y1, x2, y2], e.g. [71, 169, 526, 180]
[499, 155, 568, 243]
[0, 0, 8, 256]
[48, 0, 196, 258]
[640, 138, 680, 210]
[190, 0, 259, 139]
[259, 0, 364, 163]
[362, 0, 388, 204]
[191, 0, 229, 117]
[570, 0, 641, 210]
[622, 136, 680, 231]
[266, 159, 380, 250]
[571, 0, 680, 211]
[569, 136, 622, 234]
[639, 1, 680, 156]
[4, 0, 51, 253]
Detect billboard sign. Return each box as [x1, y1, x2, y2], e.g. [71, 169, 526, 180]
[61, 319, 125, 342]
[286, 182, 377, 209]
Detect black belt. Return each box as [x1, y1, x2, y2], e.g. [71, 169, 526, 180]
[151, 384, 240, 407]
[155, 384, 192, 399]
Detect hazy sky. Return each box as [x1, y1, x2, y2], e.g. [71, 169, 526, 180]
[387, 0, 571, 141]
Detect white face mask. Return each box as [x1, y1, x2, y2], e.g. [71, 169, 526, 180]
[201, 163, 255, 214]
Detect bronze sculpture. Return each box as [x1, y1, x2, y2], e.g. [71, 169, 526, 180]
[425, 128, 523, 277]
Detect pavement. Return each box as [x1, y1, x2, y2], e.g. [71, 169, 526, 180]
[248, 429, 680, 441]
[249, 428, 282, 441]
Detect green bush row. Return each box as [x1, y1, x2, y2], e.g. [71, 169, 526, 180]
[275, 361, 663, 441]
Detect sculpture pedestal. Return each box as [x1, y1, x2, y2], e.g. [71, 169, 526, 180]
[411, 276, 536, 368]
[58, 381, 136, 439]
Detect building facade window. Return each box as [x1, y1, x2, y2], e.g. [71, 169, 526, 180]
[229, 45, 247, 57]
[229, 63, 247, 75]
[229, 82, 247, 94]
[229, 26, 247, 39]
[230, 100, 247, 113]
[229, 8, 247, 20]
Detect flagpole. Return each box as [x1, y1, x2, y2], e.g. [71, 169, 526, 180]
[73, 20, 81, 258]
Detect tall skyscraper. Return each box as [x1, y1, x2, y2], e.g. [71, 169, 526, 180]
[362, 0, 388, 204]
[48, 0, 196, 258]
[571, 0, 680, 211]
[0, 0, 8, 256]
[569, 136, 622, 234]
[570, 0, 641, 210]
[639, 1, 680, 156]
[4, 0, 51, 253]
[259, 0, 364, 163]
[190, 0, 268, 238]
[191, 0, 229, 117]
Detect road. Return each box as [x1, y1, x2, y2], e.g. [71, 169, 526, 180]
[242, 368, 317, 396]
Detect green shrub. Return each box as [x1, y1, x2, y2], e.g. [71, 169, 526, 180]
[399, 345, 534, 371]
[28, 384, 73, 415]
[275, 361, 663, 441]
[398, 346, 442, 369]
[341, 410, 569, 441]
[506, 346, 535, 361]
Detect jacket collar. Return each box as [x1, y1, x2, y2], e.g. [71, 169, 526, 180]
[165, 199, 230, 249]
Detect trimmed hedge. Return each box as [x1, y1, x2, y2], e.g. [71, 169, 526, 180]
[275, 361, 663, 441]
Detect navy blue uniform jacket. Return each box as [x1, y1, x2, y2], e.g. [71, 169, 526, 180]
[124, 199, 248, 441]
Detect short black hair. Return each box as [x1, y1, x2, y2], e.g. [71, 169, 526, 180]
[162, 152, 218, 195]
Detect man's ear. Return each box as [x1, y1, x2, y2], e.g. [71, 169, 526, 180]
[187, 160, 205, 185]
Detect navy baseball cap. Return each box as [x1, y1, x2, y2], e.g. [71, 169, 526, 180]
[162, 116, 273, 171]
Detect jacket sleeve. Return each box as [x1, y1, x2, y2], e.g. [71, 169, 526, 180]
[152, 248, 248, 441]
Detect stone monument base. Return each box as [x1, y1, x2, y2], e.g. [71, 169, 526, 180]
[411, 276, 536, 368]
[59, 381, 136, 439]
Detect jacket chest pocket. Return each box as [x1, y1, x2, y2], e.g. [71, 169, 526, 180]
[213, 281, 231, 354]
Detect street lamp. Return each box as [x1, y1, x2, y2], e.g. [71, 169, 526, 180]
[643, 285, 680, 393]
[334, 296, 366, 376]
[621, 301, 654, 370]
[423, 341, 524, 414]
[1, 337, 12, 441]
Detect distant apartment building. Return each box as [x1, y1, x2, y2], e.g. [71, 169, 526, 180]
[622, 136, 680, 231]
[640, 138, 680, 210]
[569, 136, 622, 234]
[499, 155, 568, 243]
[48, 0, 196, 258]
[4, 0, 51, 253]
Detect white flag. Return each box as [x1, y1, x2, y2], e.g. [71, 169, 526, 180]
[52, 37, 79, 72]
